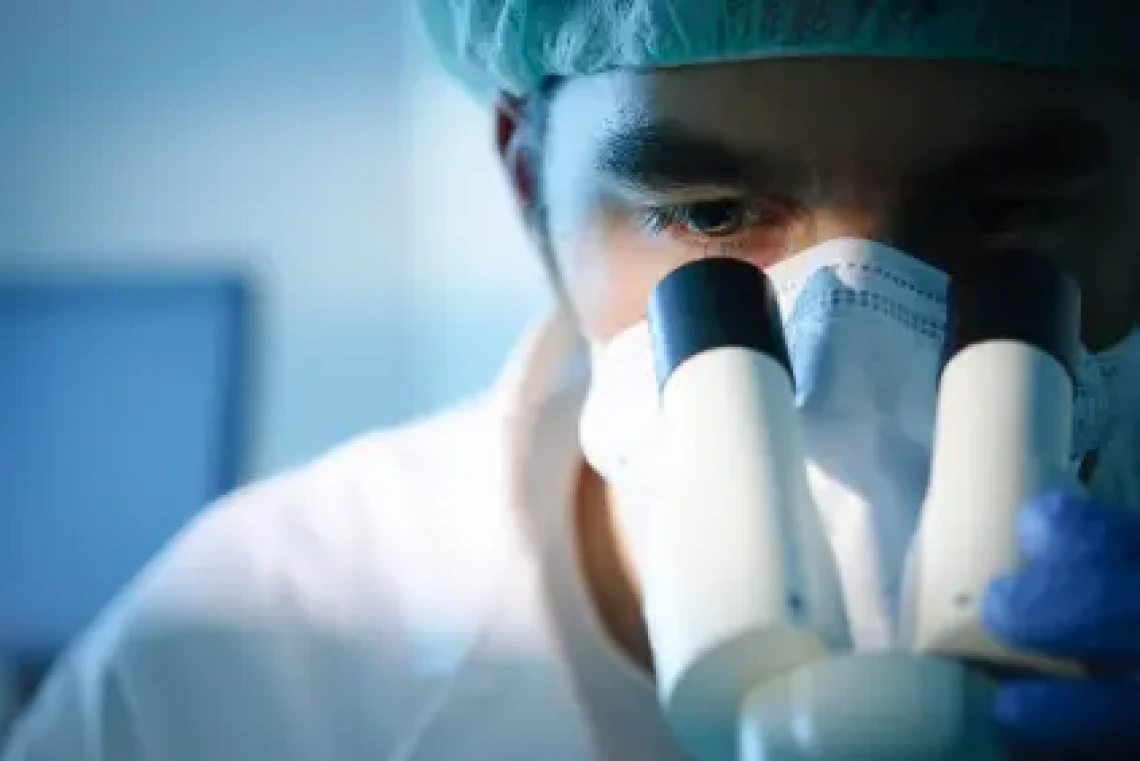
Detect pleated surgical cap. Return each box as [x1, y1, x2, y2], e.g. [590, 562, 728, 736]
[419, 0, 1140, 101]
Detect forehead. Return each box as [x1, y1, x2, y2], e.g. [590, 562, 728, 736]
[544, 58, 1137, 181]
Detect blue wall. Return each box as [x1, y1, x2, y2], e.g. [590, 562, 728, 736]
[0, 2, 552, 479]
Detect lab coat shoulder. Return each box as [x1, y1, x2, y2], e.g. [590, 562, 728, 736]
[3, 396, 528, 761]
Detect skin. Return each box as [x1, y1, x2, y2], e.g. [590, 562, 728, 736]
[495, 58, 1140, 672]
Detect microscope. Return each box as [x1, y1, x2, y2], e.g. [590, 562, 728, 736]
[641, 251, 1082, 760]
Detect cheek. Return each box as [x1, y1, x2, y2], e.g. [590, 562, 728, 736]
[554, 210, 692, 341]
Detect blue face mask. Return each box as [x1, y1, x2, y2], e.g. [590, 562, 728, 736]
[580, 238, 1140, 648]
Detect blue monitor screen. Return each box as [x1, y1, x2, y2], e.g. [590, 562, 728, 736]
[0, 276, 250, 658]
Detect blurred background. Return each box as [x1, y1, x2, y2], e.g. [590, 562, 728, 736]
[0, 2, 551, 734]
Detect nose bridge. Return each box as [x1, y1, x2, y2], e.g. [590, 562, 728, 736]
[790, 190, 898, 252]
[789, 182, 971, 273]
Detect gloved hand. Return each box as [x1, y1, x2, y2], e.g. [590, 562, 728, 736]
[982, 490, 1140, 758]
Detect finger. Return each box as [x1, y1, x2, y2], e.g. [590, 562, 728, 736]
[993, 678, 1140, 755]
[1017, 491, 1140, 562]
[983, 562, 1140, 663]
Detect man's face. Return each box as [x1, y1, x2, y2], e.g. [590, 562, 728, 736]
[531, 58, 1140, 348]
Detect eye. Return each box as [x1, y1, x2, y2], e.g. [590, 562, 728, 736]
[642, 198, 791, 242]
[677, 199, 750, 236]
[967, 196, 1062, 237]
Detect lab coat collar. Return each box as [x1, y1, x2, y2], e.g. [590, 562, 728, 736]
[486, 306, 590, 547]
[395, 311, 608, 760]
[489, 306, 588, 426]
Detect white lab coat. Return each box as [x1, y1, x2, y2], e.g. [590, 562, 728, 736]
[2, 313, 689, 761]
[4, 312, 1138, 761]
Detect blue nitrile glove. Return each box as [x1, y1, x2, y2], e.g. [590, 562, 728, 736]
[982, 490, 1140, 757]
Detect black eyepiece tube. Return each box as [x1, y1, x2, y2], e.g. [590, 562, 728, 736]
[942, 251, 1080, 385]
[648, 257, 793, 390]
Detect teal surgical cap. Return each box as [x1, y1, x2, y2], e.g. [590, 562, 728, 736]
[419, 0, 1140, 101]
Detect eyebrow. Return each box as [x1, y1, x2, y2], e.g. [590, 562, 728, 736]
[594, 122, 786, 197]
[594, 116, 1108, 201]
[945, 118, 1109, 194]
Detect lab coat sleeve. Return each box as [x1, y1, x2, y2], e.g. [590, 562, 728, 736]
[2, 410, 505, 761]
[0, 635, 142, 761]
[0, 467, 384, 761]
[0, 485, 276, 760]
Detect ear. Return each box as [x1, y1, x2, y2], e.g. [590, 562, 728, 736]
[494, 92, 538, 219]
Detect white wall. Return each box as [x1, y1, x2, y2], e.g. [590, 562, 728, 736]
[0, 2, 551, 477]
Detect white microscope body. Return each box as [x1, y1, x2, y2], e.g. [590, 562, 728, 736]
[641, 253, 1082, 761]
[643, 256, 849, 761]
[901, 252, 1083, 677]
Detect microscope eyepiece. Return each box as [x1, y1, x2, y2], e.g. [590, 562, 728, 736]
[942, 251, 1081, 384]
[641, 255, 847, 760]
[648, 257, 792, 390]
[908, 248, 1085, 680]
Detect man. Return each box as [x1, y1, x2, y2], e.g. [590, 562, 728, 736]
[6, 1, 1140, 759]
